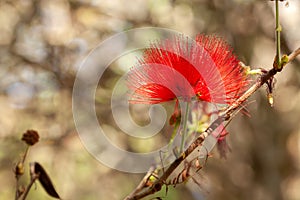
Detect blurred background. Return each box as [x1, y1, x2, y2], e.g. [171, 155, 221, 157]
[1, 0, 300, 199]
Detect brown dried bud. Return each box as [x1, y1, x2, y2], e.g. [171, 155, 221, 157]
[21, 130, 39, 146]
[169, 112, 181, 126]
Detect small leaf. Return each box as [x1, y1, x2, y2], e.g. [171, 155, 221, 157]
[32, 162, 60, 199]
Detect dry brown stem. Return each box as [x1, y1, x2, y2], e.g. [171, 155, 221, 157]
[124, 47, 300, 200]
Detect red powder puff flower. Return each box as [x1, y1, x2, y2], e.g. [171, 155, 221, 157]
[127, 34, 248, 105]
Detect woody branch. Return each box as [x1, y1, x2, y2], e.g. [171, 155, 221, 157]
[124, 47, 300, 200]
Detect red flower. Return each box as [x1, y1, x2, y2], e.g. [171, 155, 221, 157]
[127, 35, 248, 105]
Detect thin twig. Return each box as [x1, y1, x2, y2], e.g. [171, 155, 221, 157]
[21, 146, 30, 164]
[123, 47, 300, 200]
[286, 47, 300, 64]
[180, 101, 190, 153]
[19, 174, 39, 200]
[15, 146, 30, 200]
[275, 0, 282, 68]
[19, 163, 40, 200]
[124, 166, 155, 200]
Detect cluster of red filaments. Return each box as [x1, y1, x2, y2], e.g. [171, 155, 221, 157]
[127, 34, 249, 157]
[127, 34, 248, 105]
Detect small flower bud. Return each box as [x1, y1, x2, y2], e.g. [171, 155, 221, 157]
[268, 93, 274, 107]
[15, 162, 24, 176]
[169, 112, 181, 126]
